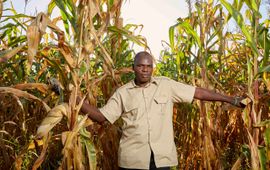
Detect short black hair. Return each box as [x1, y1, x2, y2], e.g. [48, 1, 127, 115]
[134, 51, 153, 65]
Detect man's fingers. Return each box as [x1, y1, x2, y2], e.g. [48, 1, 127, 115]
[49, 78, 63, 95]
[240, 97, 252, 106]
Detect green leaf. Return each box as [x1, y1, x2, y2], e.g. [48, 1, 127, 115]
[242, 144, 251, 158]
[174, 20, 202, 50]
[0, 17, 26, 32]
[0, 29, 11, 40]
[47, 0, 56, 16]
[55, 0, 78, 35]
[264, 127, 270, 148]
[108, 26, 147, 48]
[109, 0, 114, 9]
[258, 147, 267, 170]
[0, 45, 24, 63]
[80, 124, 97, 170]
[59, 9, 70, 35]
[207, 50, 219, 55]
[8, 36, 27, 47]
[0, 13, 32, 24]
[66, 0, 76, 18]
[220, 0, 259, 56]
[253, 120, 270, 127]
[79, 61, 88, 77]
[245, 0, 260, 13]
[169, 25, 175, 52]
[261, 27, 270, 67]
[0, 22, 16, 30]
[258, 65, 270, 74]
[84, 138, 97, 170]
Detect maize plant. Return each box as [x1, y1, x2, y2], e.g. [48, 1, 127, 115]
[0, 0, 270, 169]
[0, 0, 148, 169]
[156, 0, 270, 169]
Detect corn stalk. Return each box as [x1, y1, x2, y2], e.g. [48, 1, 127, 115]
[157, 0, 270, 169]
[0, 0, 147, 169]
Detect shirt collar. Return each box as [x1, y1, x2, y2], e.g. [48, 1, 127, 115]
[128, 77, 158, 89]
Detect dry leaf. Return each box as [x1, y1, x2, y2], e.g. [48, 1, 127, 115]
[28, 139, 44, 150]
[0, 45, 24, 63]
[62, 115, 88, 151]
[27, 13, 49, 66]
[36, 103, 70, 138]
[32, 134, 51, 170]
[0, 0, 2, 19]
[15, 156, 23, 170]
[247, 130, 260, 169]
[0, 130, 9, 135]
[59, 46, 76, 68]
[27, 26, 40, 62]
[89, 0, 101, 19]
[0, 87, 50, 112]
[231, 157, 242, 170]
[12, 83, 49, 94]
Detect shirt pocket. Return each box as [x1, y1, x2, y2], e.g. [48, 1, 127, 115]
[123, 102, 139, 122]
[121, 103, 139, 135]
[154, 96, 169, 115]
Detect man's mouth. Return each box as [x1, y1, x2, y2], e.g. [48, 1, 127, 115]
[141, 75, 150, 78]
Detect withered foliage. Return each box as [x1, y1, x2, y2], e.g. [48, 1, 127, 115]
[0, 0, 270, 170]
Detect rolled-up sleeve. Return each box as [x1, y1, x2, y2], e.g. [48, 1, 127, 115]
[99, 90, 123, 124]
[169, 79, 196, 103]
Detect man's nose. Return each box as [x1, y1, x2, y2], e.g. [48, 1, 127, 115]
[142, 66, 148, 72]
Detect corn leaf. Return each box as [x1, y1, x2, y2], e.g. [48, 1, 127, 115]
[47, 0, 56, 16]
[245, 0, 260, 13]
[80, 125, 96, 170]
[0, 13, 32, 24]
[265, 127, 270, 146]
[257, 65, 270, 75]
[0, 0, 2, 20]
[0, 45, 24, 63]
[12, 83, 49, 93]
[169, 24, 175, 52]
[220, 0, 259, 56]
[55, 0, 78, 35]
[36, 103, 69, 138]
[79, 61, 88, 77]
[247, 130, 260, 169]
[0, 87, 50, 111]
[27, 13, 49, 65]
[32, 135, 51, 170]
[108, 26, 147, 48]
[258, 147, 267, 170]
[174, 20, 202, 50]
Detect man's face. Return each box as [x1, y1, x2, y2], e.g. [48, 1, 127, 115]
[133, 55, 153, 87]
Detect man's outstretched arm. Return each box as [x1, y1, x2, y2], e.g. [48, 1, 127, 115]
[79, 98, 107, 123]
[194, 87, 245, 108]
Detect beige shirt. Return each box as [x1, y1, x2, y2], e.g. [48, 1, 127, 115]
[99, 76, 195, 169]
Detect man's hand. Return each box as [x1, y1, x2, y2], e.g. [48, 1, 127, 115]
[48, 78, 63, 95]
[231, 97, 250, 108]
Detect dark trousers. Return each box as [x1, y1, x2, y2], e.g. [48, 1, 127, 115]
[119, 152, 170, 170]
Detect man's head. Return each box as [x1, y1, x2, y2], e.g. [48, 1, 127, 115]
[133, 51, 154, 87]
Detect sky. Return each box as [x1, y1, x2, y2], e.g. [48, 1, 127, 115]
[5, 0, 269, 58]
[121, 0, 188, 58]
[7, 0, 188, 58]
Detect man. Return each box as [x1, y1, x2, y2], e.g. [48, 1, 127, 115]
[79, 51, 244, 170]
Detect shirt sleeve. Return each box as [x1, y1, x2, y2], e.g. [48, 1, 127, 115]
[169, 79, 196, 103]
[99, 90, 123, 124]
